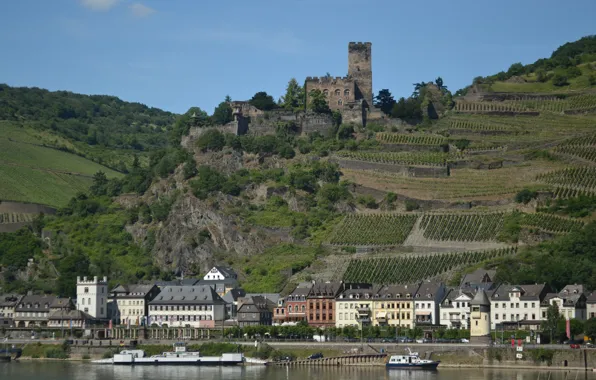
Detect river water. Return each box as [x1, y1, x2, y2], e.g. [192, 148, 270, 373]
[2, 363, 596, 380]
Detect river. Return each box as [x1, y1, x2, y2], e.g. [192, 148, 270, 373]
[2, 363, 596, 380]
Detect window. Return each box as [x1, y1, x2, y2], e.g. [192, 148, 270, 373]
[288, 305, 293, 313]
[84, 287, 89, 294]
[344, 89, 350, 97]
[495, 314, 499, 320]
[302, 305, 306, 312]
[475, 321, 478, 326]
[502, 314, 506, 320]
[524, 303, 527, 308]
[510, 303, 514, 308]
[338, 99, 343, 106]
[495, 303, 499, 308]
[323, 89, 329, 96]
[532, 313, 536, 320]
[334, 89, 340, 96]
[82, 299, 85, 305]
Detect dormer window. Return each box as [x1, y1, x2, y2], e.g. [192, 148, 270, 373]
[428, 294, 432, 298]
[416, 294, 420, 298]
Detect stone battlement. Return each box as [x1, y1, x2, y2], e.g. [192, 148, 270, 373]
[305, 76, 353, 84]
[77, 276, 108, 284]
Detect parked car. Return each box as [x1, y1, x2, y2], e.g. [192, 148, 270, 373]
[570, 344, 581, 349]
[586, 342, 595, 349]
[461, 338, 470, 343]
[308, 352, 324, 360]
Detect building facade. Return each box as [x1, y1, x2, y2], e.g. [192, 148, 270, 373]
[335, 284, 374, 328]
[373, 283, 420, 328]
[76, 276, 108, 319]
[307, 282, 343, 328]
[0, 294, 22, 320]
[439, 288, 474, 330]
[237, 296, 275, 327]
[109, 284, 161, 325]
[414, 282, 446, 326]
[14, 294, 57, 327]
[587, 293, 596, 319]
[490, 284, 549, 330]
[470, 290, 491, 344]
[543, 285, 587, 321]
[148, 285, 226, 328]
[283, 285, 311, 324]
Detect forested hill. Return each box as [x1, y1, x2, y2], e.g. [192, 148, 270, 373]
[0, 84, 176, 153]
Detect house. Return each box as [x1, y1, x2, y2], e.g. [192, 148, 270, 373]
[543, 284, 587, 321]
[148, 285, 226, 328]
[490, 283, 550, 330]
[203, 266, 238, 281]
[237, 296, 275, 327]
[414, 282, 446, 326]
[372, 283, 421, 328]
[0, 294, 22, 320]
[439, 287, 475, 330]
[460, 269, 496, 289]
[335, 283, 374, 328]
[273, 297, 286, 325]
[76, 276, 108, 319]
[109, 284, 161, 325]
[587, 293, 596, 319]
[14, 294, 58, 327]
[222, 288, 246, 319]
[307, 281, 343, 328]
[47, 298, 93, 328]
[278, 283, 312, 325]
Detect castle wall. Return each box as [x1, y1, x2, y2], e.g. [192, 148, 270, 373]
[304, 76, 356, 111]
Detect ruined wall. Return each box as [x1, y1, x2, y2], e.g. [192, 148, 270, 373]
[299, 112, 334, 136]
[229, 101, 264, 119]
[247, 110, 334, 137]
[333, 159, 449, 177]
[348, 42, 373, 108]
[304, 76, 356, 111]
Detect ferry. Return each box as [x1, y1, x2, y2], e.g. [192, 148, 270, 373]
[386, 348, 440, 370]
[92, 342, 244, 366]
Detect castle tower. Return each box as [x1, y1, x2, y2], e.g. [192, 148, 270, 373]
[77, 276, 108, 319]
[348, 42, 373, 109]
[469, 289, 491, 345]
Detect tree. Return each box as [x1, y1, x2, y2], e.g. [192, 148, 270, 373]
[374, 89, 396, 115]
[435, 77, 448, 92]
[535, 68, 548, 83]
[552, 72, 569, 87]
[412, 82, 427, 98]
[196, 129, 225, 152]
[541, 303, 563, 343]
[280, 78, 305, 111]
[585, 318, 596, 341]
[589, 74, 596, 86]
[507, 62, 525, 77]
[183, 156, 197, 179]
[211, 97, 233, 125]
[249, 91, 277, 111]
[308, 89, 331, 114]
[90, 171, 108, 196]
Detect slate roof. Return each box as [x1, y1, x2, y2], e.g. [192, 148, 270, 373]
[213, 266, 238, 279]
[460, 269, 496, 287]
[222, 288, 246, 304]
[543, 284, 586, 306]
[0, 294, 22, 307]
[287, 284, 313, 300]
[153, 279, 201, 288]
[471, 290, 490, 306]
[149, 286, 225, 305]
[587, 292, 596, 304]
[48, 309, 93, 320]
[337, 284, 375, 299]
[237, 296, 275, 313]
[416, 282, 444, 300]
[15, 294, 57, 312]
[308, 282, 343, 297]
[110, 284, 158, 298]
[490, 284, 549, 301]
[245, 293, 281, 304]
[376, 283, 421, 300]
[50, 297, 73, 309]
[440, 287, 475, 307]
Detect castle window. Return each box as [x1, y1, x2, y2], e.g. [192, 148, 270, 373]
[338, 99, 343, 106]
[344, 89, 350, 97]
[323, 89, 329, 96]
[334, 89, 340, 96]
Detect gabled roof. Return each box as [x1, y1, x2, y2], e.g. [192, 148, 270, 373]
[110, 284, 158, 298]
[308, 281, 343, 297]
[50, 297, 73, 309]
[337, 284, 374, 299]
[587, 292, 596, 304]
[237, 296, 275, 313]
[490, 284, 548, 301]
[440, 287, 474, 306]
[460, 269, 496, 287]
[245, 293, 280, 304]
[471, 290, 490, 306]
[222, 288, 246, 304]
[153, 279, 201, 287]
[15, 294, 57, 312]
[0, 294, 22, 307]
[544, 285, 586, 306]
[213, 266, 238, 279]
[415, 282, 444, 300]
[376, 283, 421, 300]
[149, 286, 225, 305]
[48, 309, 93, 321]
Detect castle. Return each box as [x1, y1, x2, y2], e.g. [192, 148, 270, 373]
[304, 42, 374, 119]
[223, 41, 380, 137]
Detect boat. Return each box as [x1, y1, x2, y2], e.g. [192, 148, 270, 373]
[92, 342, 244, 366]
[386, 348, 440, 370]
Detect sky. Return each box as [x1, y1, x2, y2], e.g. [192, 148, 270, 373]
[1, 0, 595, 115]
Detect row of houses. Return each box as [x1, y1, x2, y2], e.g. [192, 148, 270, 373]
[1, 268, 594, 331]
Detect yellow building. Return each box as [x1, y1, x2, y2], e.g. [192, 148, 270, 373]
[372, 284, 420, 328]
[470, 290, 491, 344]
[336, 284, 374, 328]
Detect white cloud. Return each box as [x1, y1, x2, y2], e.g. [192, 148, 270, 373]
[129, 3, 156, 18]
[80, 0, 119, 11]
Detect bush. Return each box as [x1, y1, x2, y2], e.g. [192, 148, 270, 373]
[45, 347, 69, 359]
[357, 195, 378, 209]
[552, 72, 569, 86]
[197, 129, 225, 152]
[515, 189, 538, 204]
[566, 66, 582, 79]
[405, 199, 420, 211]
[589, 73, 596, 85]
[453, 139, 470, 151]
[337, 124, 355, 140]
[535, 68, 549, 83]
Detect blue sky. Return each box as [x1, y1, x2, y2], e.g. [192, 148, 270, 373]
[1, 0, 595, 114]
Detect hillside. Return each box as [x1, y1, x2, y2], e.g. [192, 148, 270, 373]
[2, 36, 596, 296]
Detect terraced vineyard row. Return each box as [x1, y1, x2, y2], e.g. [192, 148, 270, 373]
[561, 134, 596, 146]
[376, 133, 447, 146]
[334, 151, 460, 167]
[420, 213, 505, 241]
[455, 102, 528, 113]
[537, 167, 596, 190]
[328, 214, 418, 246]
[552, 186, 596, 198]
[520, 213, 584, 234]
[0, 213, 34, 224]
[446, 118, 518, 132]
[342, 248, 517, 284]
[554, 145, 596, 164]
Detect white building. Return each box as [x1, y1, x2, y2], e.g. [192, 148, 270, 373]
[109, 284, 161, 325]
[203, 266, 237, 281]
[587, 293, 596, 319]
[414, 282, 446, 326]
[148, 285, 226, 328]
[77, 276, 108, 319]
[490, 284, 548, 330]
[335, 284, 375, 328]
[440, 288, 474, 330]
[542, 284, 587, 321]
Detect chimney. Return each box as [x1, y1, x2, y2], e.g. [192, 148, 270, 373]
[77, 276, 80, 283]
[94, 276, 98, 282]
[83, 276, 87, 281]
[103, 276, 107, 282]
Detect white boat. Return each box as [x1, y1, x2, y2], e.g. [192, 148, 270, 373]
[92, 342, 244, 366]
[386, 348, 440, 370]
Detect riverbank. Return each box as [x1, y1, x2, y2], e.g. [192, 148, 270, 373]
[14, 342, 596, 371]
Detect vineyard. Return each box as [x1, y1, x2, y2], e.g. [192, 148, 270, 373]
[554, 145, 596, 164]
[454, 94, 596, 114]
[341, 248, 517, 284]
[454, 102, 529, 113]
[519, 213, 584, 234]
[328, 214, 418, 246]
[334, 151, 461, 167]
[560, 134, 596, 147]
[376, 133, 447, 146]
[537, 167, 596, 193]
[420, 213, 505, 241]
[0, 213, 34, 224]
